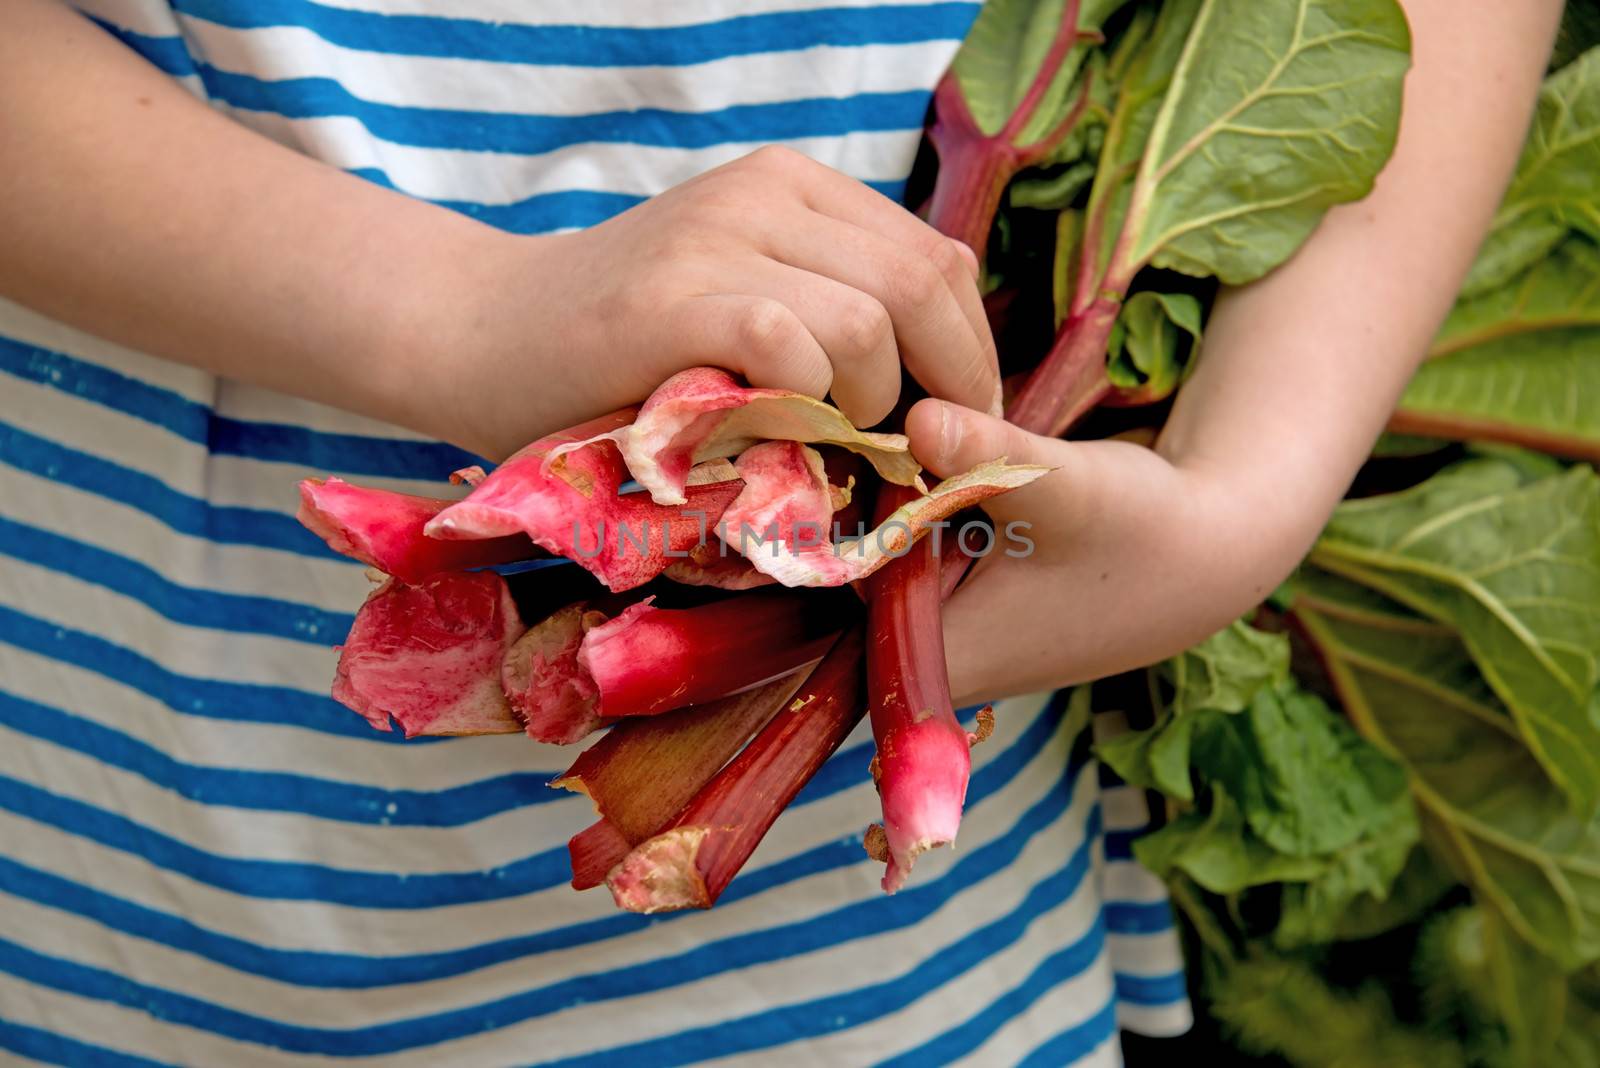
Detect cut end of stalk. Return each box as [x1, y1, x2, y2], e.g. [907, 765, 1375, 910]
[863, 823, 890, 863]
[568, 819, 632, 891]
[881, 834, 955, 895]
[969, 706, 996, 746]
[606, 826, 714, 913]
[501, 602, 605, 744]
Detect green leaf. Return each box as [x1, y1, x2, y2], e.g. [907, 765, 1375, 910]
[1189, 684, 1416, 858]
[1422, 907, 1566, 1068]
[1106, 290, 1204, 397]
[1433, 239, 1600, 358]
[1399, 327, 1600, 461]
[1312, 461, 1600, 814]
[950, 0, 1128, 139]
[1134, 785, 1331, 893]
[1462, 48, 1600, 298]
[1009, 159, 1099, 209]
[1207, 956, 1469, 1068]
[1121, 0, 1411, 285]
[1292, 573, 1600, 970]
[1272, 795, 1421, 948]
[1162, 618, 1290, 716]
[1398, 241, 1600, 460]
[1096, 707, 1207, 801]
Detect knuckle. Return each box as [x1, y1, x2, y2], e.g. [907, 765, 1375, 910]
[834, 294, 894, 357]
[890, 257, 945, 311]
[746, 144, 805, 174]
[733, 298, 803, 357]
[929, 239, 969, 285]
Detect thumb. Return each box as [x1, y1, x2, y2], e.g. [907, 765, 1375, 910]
[905, 398, 1076, 524]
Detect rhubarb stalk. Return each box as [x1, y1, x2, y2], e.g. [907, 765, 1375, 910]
[555, 670, 814, 888]
[605, 628, 866, 912]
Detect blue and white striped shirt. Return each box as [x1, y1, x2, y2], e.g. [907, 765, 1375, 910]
[0, 2, 1191, 1063]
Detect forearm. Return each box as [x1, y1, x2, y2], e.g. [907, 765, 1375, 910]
[0, 0, 531, 453]
[1158, 0, 1564, 566]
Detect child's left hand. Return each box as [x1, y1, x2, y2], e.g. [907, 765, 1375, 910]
[905, 399, 1320, 705]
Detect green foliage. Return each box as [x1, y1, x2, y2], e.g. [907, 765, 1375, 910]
[1105, 289, 1202, 397]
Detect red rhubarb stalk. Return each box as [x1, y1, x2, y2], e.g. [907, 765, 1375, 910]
[605, 628, 867, 912]
[297, 477, 544, 582]
[555, 670, 815, 888]
[506, 589, 849, 742]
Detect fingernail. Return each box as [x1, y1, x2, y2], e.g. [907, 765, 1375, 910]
[937, 401, 963, 466]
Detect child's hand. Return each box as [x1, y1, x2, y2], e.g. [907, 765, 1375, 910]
[904, 400, 1318, 705]
[455, 147, 1000, 459]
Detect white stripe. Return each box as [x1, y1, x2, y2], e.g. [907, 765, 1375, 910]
[1105, 932, 1185, 979]
[952, 946, 1119, 1068]
[186, 20, 960, 118]
[1100, 782, 1155, 833]
[68, 0, 186, 39]
[1101, 859, 1171, 905]
[1117, 1001, 1194, 1039]
[0, 975, 295, 1068]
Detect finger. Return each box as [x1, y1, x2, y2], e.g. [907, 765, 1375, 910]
[731, 260, 901, 426]
[768, 215, 1000, 415]
[905, 398, 1080, 524]
[664, 292, 834, 401]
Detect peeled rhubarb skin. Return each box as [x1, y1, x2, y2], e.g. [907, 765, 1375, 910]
[332, 571, 526, 737]
[550, 367, 924, 506]
[606, 627, 866, 913]
[425, 410, 744, 592]
[297, 477, 541, 581]
[865, 487, 972, 893]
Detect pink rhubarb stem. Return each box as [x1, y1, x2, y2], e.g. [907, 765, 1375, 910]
[605, 628, 867, 912]
[1005, 297, 1122, 438]
[865, 486, 972, 892]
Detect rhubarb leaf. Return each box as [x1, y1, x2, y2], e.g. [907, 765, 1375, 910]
[1096, 707, 1204, 801]
[1105, 290, 1203, 399]
[1461, 48, 1600, 298]
[1292, 573, 1600, 969]
[1311, 460, 1600, 815]
[1163, 618, 1289, 716]
[1120, 0, 1411, 286]
[1187, 684, 1416, 860]
[1134, 785, 1330, 894]
[1432, 238, 1600, 358]
[950, 0, 1127, 140]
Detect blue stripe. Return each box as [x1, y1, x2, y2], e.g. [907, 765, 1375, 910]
[0, 516, 353, 645]
[1, 336, 477, 479]
[0, 603, 415, 743]
[349, 168, 908, 236]
[1104, 899, 1176, 935]
[0, 773, 570, 909]
[0, 719, 1089, 1053]
[200, 64, 932, 155]
[172, 0, 978, 67]
[88, 18, 198, 79]
[1019, 1000, 1120, 1067]
[0, 1018, 175, 1068]
[0, 699, 1072, 1013]
[1, 425, 349, 562]
[875, 916, 1108, 1068]
[0, 691, 553, 827]
[1114, 969, 1189, 1007]
[560, 805, 1105, 1067]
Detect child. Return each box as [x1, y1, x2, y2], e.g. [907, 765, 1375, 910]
[0, 0, 1561, 1063]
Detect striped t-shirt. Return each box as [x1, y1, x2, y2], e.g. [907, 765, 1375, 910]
[0, 2, 1192, 1063]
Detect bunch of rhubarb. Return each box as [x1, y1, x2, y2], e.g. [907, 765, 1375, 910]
[302, 0, 1412, 910]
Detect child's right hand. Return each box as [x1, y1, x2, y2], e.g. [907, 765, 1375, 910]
[448, 147, 1000, 460]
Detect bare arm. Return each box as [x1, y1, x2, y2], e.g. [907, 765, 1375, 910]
[907, 0, 1566, 703]
[0, 0, 999, 460]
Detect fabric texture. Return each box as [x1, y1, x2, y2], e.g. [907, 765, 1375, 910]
[0, 2, 1191, 1063]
